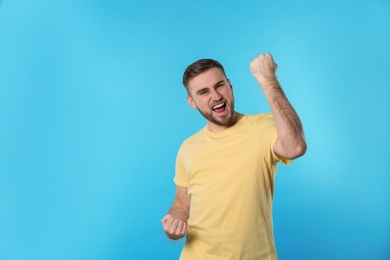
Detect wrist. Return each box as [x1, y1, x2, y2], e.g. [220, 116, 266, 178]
[169, 208, 189, 222]
[254, 74, 277, 85]
[257, 76, 280, 90]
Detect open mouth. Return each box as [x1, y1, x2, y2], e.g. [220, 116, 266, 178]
[212, 102, 227, 113]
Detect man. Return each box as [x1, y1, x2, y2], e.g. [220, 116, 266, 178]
[161, 53, 307, 259]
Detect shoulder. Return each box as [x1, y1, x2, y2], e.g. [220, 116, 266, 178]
[179, 127, 206, 150]
[186, 127, 206, 142]
[247, 113, 273, 120]
[244, 113, 275, 128]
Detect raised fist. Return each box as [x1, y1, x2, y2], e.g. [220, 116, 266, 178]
[250, 53, 278, 85]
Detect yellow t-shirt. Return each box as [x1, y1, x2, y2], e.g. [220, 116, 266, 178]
[174, 114, 290, 260]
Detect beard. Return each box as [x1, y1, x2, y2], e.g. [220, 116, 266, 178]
[198, 98, 236, 128]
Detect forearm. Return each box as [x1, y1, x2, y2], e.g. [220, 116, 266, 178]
[260, 77, 306, 159]
[161, 185, 190, 240]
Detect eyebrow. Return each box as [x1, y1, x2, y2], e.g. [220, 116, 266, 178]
[196, 80, 225, 95]
[196, 88, 209, 95]
[214, 80, 225, 87]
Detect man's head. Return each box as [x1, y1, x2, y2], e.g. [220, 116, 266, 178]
[182, 59, 227, 94]
[183, 59, 238, 132]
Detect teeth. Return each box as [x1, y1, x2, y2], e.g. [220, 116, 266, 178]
[213, 103, 225, 109]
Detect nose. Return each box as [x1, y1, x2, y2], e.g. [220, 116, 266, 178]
[210, 88, 222, 101]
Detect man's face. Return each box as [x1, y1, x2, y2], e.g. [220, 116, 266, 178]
[187, 67, 236, 131]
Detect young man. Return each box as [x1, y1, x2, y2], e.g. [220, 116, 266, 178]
[161, 53, 307, 259]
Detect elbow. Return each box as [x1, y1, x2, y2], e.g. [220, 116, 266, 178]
[298, 141, 307, 156]
[291, 140, 307, 159]
[275, 137, 307, 160]
[281, 140, 307, 160]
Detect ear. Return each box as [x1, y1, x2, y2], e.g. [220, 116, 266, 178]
[187, 96, 197, 109]
[228, 79, 233, 92]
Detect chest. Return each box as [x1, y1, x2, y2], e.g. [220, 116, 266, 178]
[184, 133, 269, 191]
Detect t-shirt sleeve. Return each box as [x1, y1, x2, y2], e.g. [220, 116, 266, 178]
[173, 145, 189, 187]
[270, 130, 292, 165]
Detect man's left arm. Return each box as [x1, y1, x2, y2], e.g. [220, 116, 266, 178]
[250, 53, 307, 160]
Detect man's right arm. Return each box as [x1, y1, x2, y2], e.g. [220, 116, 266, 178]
[161, 185, 190, 240]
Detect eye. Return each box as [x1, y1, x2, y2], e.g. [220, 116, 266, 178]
[199, 90, 208, 95]
[217, 83, 224, 88]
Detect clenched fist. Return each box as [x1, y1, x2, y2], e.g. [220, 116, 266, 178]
[161, 214, 188, 240]
[250, 53, 278, 86]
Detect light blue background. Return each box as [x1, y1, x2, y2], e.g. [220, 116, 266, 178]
[1, 0, 389, 259]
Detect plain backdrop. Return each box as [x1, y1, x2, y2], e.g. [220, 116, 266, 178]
[0, 0, 389, 259]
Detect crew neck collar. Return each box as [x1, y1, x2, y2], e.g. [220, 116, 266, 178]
[204, 114, 248, 138]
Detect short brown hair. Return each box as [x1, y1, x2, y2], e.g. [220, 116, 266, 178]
[182, 59, 227, 93]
